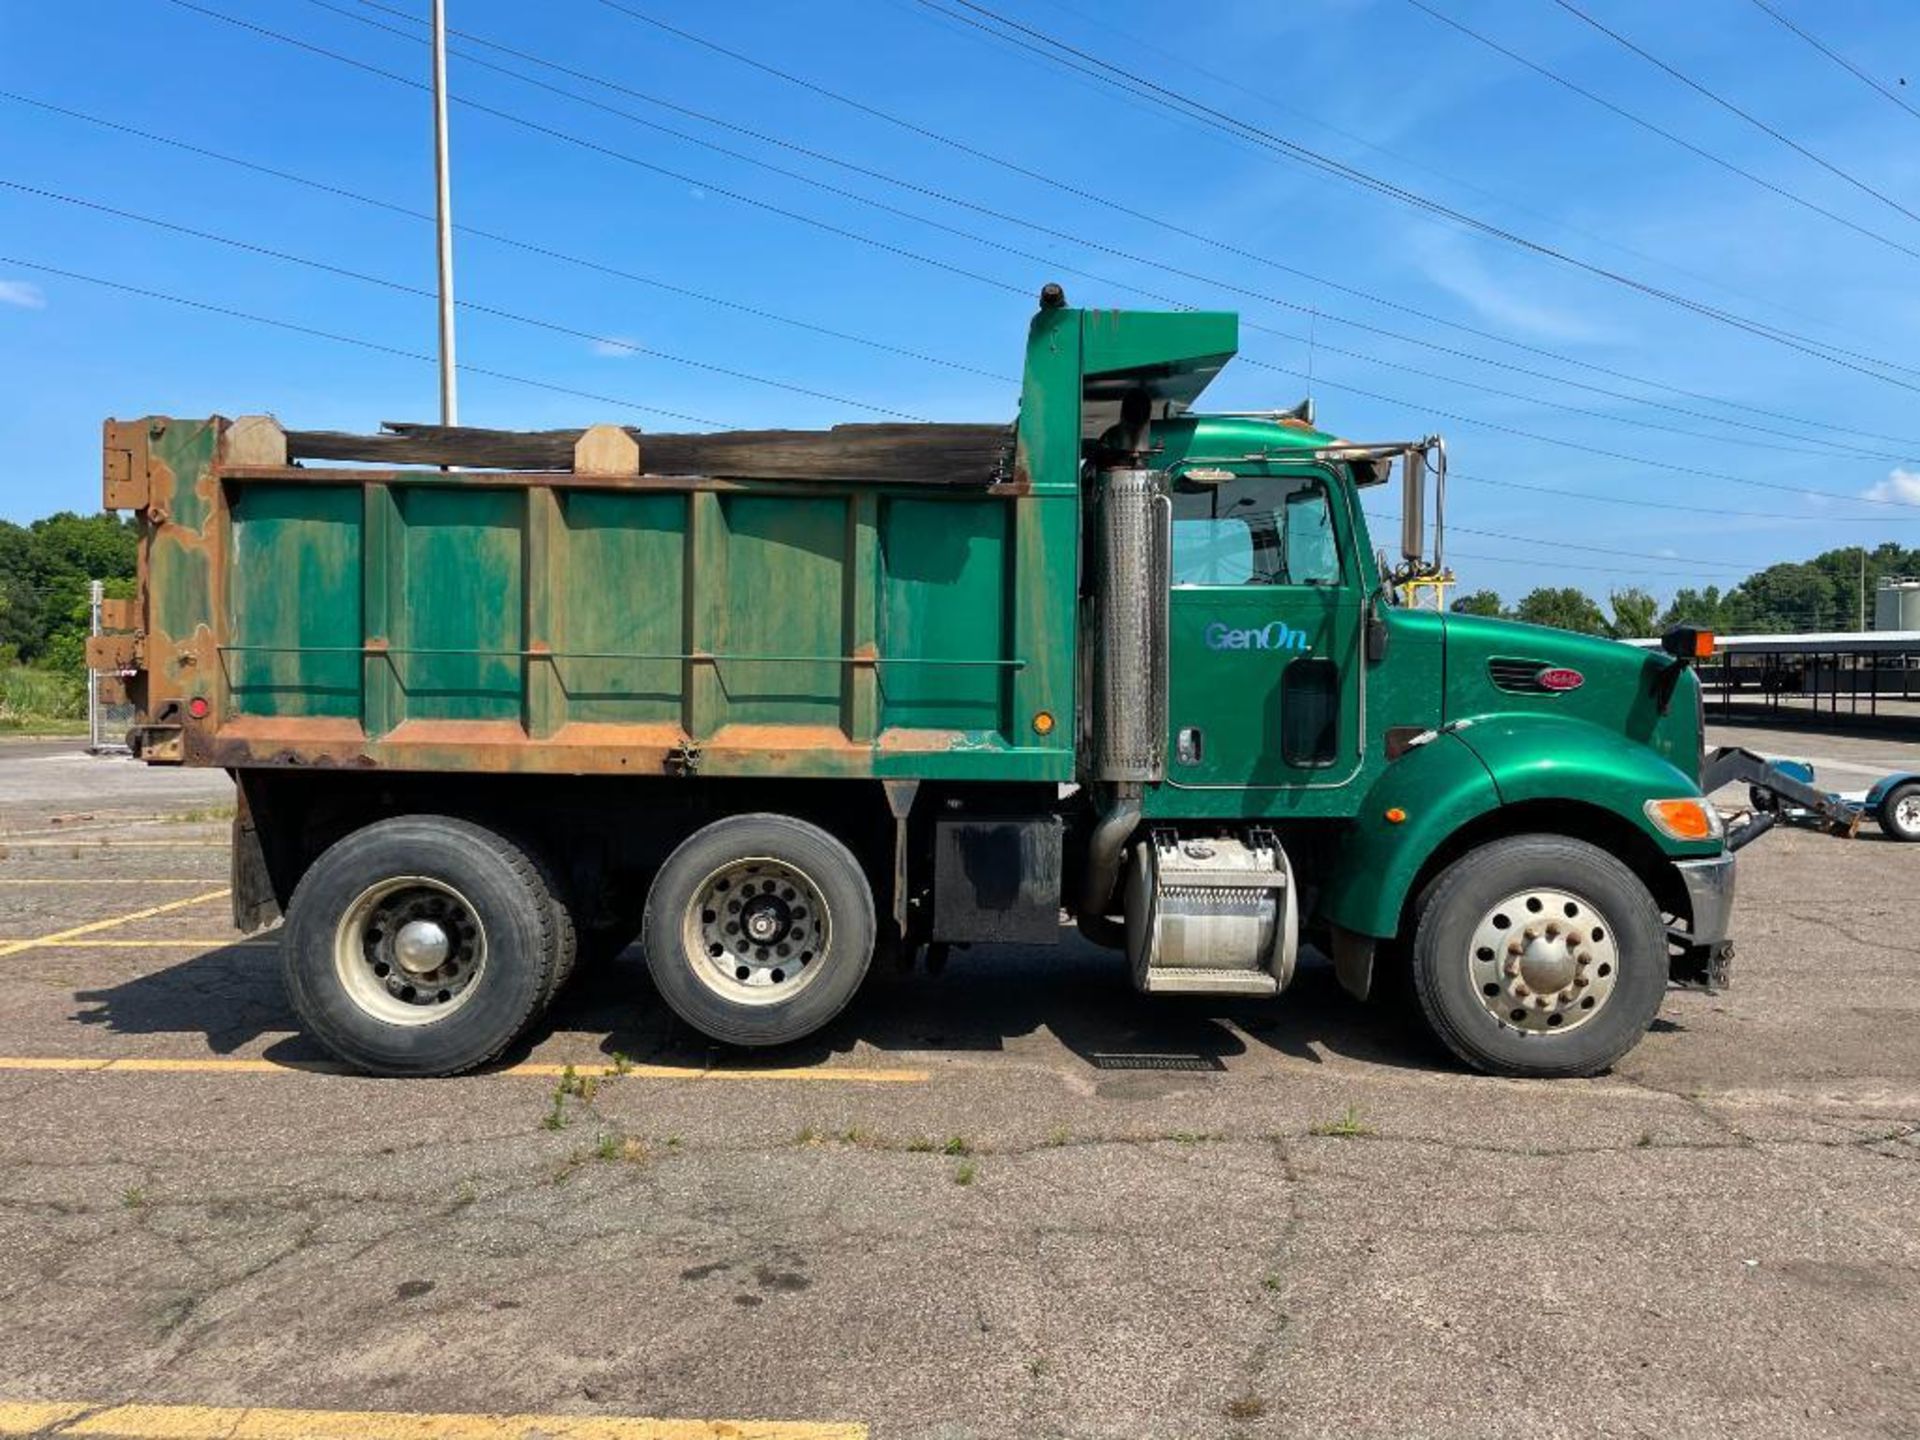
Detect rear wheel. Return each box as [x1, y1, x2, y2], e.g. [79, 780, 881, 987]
[641, 814, 874, 1047]
[282, 816, 557, 1077]
[1877, 781, 1920, 843]
[1410, 835, 1666, 1078]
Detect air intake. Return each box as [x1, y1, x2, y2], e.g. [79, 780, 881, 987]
[1489, 658, 1556, 694]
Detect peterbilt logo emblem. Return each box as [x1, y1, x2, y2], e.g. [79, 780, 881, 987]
[1205, 620, 1311, 653]
[1536, 667, 1584, 691]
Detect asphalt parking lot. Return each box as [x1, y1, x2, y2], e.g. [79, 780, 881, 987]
[0, 726, 1915, 1440]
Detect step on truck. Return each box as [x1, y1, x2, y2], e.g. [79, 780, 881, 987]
[96, 286, 1796, 1078]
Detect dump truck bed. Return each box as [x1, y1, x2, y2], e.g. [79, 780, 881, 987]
[95, 416, 1076, 781]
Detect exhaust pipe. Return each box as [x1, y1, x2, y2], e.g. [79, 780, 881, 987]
[1075, 791, 1139, 950]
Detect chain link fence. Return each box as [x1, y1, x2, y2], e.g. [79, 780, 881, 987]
[87, 579, 134, 754]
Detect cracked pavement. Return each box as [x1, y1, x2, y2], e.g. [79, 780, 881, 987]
[0, 725, 1915, 1439]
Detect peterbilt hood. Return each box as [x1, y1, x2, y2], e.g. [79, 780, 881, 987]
[1440, 614, 1703, 781]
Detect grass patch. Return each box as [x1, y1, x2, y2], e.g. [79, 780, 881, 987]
[952, 1159, 978, 1186]
[0, 666, 85, 730]
[941, 1136, 973, 1156]
[1308, 1105, 1375, 1139]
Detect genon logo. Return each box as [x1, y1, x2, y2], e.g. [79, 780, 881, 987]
[1205, 621, 1311, 654]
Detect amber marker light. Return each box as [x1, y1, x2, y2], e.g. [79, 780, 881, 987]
[1644, 797, 1722, 841]
[1384, 807, 1407, 824]
[1032, 710, 1055, 736]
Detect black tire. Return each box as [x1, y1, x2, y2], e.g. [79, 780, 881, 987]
[1410, 834, 1667, 1079]
[506, 833, 578, 1009]
[1877, 781, 1920, 843]
[641, 813, 874, 1047]
[282, 815, 557, 1077]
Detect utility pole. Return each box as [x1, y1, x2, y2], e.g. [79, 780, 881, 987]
[1859, 546, 1867, 632]
[431, 0, 458, 427]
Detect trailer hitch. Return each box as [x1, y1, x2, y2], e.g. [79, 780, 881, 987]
[1701, 747, 1861, 839]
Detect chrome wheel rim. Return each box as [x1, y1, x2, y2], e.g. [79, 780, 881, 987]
[334, 877, 487, 1025]
[682, 857, 831, 1006]
[1467, 887, 1620, 1036]
[1896, 793, 1920, 833]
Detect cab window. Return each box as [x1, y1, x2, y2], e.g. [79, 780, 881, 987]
[1168, 473, 1341, 587]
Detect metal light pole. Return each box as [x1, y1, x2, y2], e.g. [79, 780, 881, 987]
[432, 0, 458, 426]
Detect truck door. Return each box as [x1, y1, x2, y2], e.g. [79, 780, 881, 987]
[1162, 465, 1364, 790]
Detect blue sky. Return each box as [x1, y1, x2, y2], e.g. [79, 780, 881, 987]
[4, 0, 1920, 607]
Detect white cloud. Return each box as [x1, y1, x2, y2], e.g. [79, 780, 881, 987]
[589, 336, 640, 358]
[1863, 467, 1920, 504]
[0, 280, 46, 310]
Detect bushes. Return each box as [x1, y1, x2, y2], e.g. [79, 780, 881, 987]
[0, 666, 86, 729]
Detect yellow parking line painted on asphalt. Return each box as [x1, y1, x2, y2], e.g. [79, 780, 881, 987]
[0, 1056, 929, 1084]
[0, 840, 229, 849]
[0, 939, 273, 948]
[502, 1060, 929, 1084]
[0, 889, 230, 957]
[0, 879, 224, 886]
[0, 1399, 866, 1440]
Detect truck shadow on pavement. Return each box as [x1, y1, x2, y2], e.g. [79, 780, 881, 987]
[69, 931, 1457, 1076]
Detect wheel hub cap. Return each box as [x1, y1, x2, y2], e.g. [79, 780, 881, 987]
[333, 879, 487, 1026]
[393, 919, 452, 975]
[684, 858, 830, 1005]
[1467, 887, 1620, 1036]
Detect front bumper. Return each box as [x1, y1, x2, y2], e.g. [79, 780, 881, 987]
[1671, 852, 1736, 991]
[1675, 853, 1736, 948]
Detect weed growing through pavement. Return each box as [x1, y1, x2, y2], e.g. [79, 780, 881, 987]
[942, 1136, 973, 1156]
[953, 1159, 978, 1186]
[1046, 1126, 1071, 1147]
[1308, 1104, 1374, 1138]
[906, 1136, 936, 1153]
[121, 1186, 147, 1209]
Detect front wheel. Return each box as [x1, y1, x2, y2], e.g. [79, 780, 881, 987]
[1410, 835, 1667, 1078]
[1877, 781, 1920, 843]
[641, 814, 875, 1047]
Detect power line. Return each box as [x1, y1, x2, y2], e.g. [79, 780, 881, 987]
[0, 179, 934, 421]
[570, 0, 1920, 446]
[1244, 358, 1920, 513]
[0, 255, 729, 428]
[1400, 0, 1920, 267]
[1552, 0, 1920, 228]
[0, 93, 1017, 387]
[15, 82, 1920, 480]
[11, 251, 1897, 584]
[922, 0, 1920, 393]
[1748, 0, 1920, 125]
[1453, 470, 1912, 525]
[1008, 0, 1855, 344]
[121, 5, 1920, 513]
[36, 12, 1920, 523]
[286, 5, 1920, 467]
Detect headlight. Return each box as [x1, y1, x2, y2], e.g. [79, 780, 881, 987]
[1644, 797, 1724, 842]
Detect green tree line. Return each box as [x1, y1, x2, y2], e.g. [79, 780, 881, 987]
[1450, 542, 1920, 637]
[0, 512, 138, 673]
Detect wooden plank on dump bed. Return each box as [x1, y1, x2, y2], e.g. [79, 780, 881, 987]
[282, 421, 1012, 485]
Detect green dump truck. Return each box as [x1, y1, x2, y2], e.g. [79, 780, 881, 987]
[97, 287, 1791, 1080]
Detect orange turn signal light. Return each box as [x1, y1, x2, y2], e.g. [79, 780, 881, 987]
[1690, 630, 1716, 658]
[1032, 710, 1055, 736]
[1644, 797, 1721, 842]
[1384, 806, 1407, 825]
